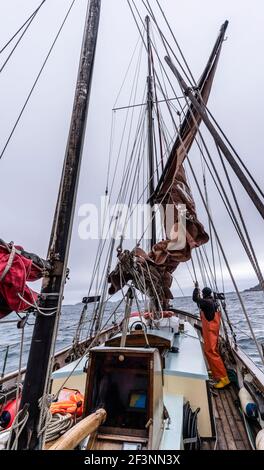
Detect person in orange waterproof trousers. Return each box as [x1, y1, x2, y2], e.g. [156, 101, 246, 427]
[193, 283, 230, 389]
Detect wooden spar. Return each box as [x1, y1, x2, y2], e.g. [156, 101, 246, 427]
[153, 21, 228, 199]
[15, 0, 102, 450]
[165, 56, 264, 221]
[146, 16, 156, 248]
[47, 409, 106, 450]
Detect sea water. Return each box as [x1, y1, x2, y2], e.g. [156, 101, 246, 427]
[1, 291, 263, 375]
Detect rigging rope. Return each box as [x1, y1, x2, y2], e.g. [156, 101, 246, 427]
[129, 21, 262, 320]
[4, 317, 28, 448]
[80, 61, 150, 336]
[201, 146, 217, 285]
[193, 129, 264, 290]
[159, 49, 264, 298]
[138, 2, 264, 294]
[83, 103, 147, 336]
[204, 105, 264, 200]
[6, 408, 29, 451]
[138, 0, 195, 126]
[56, 305, 125, 396]
[147, 29, 263, 350]
[153, 0, 196, 85]
[79, 31, 147, 333]
[0, 0, 46, 55]
[93, 227, 119, 335]
[0, 0, 77, 160]
[215, 143, 264, 289]
[78, 2, 264, 368]
[109, 35, 145, 197]
[141, 0, 195, 87]
[172, 275, 185, 297]
[126, 0, 182, 136]
[45, 413, 73, 443]
[0, 2, 47, 74]
[144, 5, 263, 282]
[133, 288, 150, 347]
[186, 156, 264, 365]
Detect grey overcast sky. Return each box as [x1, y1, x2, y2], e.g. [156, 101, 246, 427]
[0, 0, 264, 303]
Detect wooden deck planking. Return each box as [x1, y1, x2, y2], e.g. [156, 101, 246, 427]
[220, 389, 244, 442]
[208, 385, 251, 450]
[214, 392, 237, 450]
[223, 387, 241, 420]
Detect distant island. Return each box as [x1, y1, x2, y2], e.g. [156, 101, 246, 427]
[244, 283, 262, 292]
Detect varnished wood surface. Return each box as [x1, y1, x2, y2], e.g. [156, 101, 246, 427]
[202, 384, 251, 450]
[87, 432, 148, 450]
[48, 409, 107, 451]
[90, 440, 123, 450]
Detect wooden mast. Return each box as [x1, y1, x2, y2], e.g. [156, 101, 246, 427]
[15, 0, 102, 449]
[146, 16, 156, 248]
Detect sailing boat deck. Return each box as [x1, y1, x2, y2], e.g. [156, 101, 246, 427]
[203, 385, 251, 450]
[1, 0, 264, 453]
[164, 324, 208, 380]
[48, 314, 263, 451]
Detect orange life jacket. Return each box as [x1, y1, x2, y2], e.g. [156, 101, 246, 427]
[50, 388, 84, 417]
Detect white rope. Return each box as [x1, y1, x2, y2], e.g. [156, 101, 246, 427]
[6, 409, 29, 450]
[45, 413, 73, 443]
[17, 291, 57, 316]
[130, 261, 164, 325]
[0, 244, 16, 281]
[37, 395, 54, 440]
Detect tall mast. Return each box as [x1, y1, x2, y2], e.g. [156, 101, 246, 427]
[146, 16, 156, 248]
[15, 0, 102, 449]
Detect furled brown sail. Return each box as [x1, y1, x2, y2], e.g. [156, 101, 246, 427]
[108, 22, 228, 307]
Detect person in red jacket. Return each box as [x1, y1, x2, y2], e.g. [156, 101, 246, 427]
[193, 282, 230, 389]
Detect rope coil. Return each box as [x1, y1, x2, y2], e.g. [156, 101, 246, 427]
[45, 413, 73, 443]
